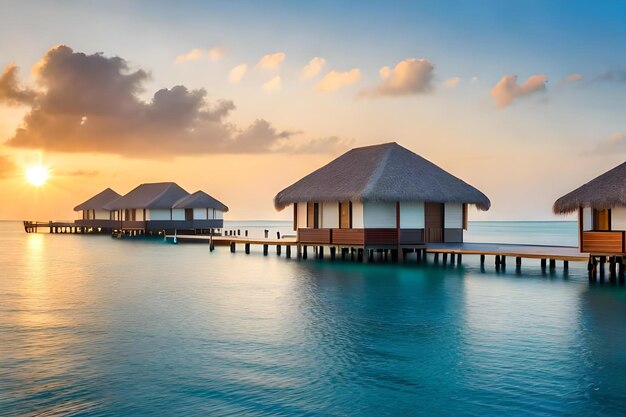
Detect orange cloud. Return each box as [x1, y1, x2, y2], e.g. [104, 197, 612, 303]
[301, 57, 326, 80]
[228, 63, 248, 84]
[359, 58, 434, 98]
[315, 69, 360, 93]
[262, 76, 281, 93]
[175, 47, 224, 64]
[490, 74, 547, 108]
[445, 76, 461, 87]
[256, 52, 285, 70]
[0, 64, 36, 106]
[1, 45, 336, 157]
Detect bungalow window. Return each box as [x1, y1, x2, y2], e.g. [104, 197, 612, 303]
[593, 209, 610, 231]
[339, 201, 352, 229]
[307, 202, 319, 229]
[110, 211, 115, 221]
[185, 208, 193, 221]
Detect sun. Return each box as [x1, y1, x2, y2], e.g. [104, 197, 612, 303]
[25, 165, 49, 187]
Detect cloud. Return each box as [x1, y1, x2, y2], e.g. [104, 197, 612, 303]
[174, 48, 205, 64]
[175, 47, 225, 64]
[0, 154, 16, 179]
[359, 58, 434, 98]
[301, 57, 326, 80]
[564, 73, 583, 83]
[256, 52, 285, 70]
[228, 63, 248, 84]
[0, 45, 327, 157]
[208, 47, 224, 61]
[595, 69, 626, 83]
[444, 76, 461, 87]
[287, 136, 355, 154]
[316, 69, 360, 93]
[490, 74, 547, 108]
[593, 132, 626, 154]
[262, 76, 281, 93]
[55, 169, 100, 177]
[0, 64, 36, 106]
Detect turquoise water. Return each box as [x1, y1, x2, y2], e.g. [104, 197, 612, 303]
[2, 221, 626, 416]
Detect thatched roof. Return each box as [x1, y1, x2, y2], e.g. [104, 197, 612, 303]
[105, 182, 189, 210]
[73, 188, 121, 211]
[173, 191, 229, 212]
[554, 161, 626, 214]
[274, 142, 490, 210]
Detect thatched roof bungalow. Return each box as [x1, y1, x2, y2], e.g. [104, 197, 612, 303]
[73, 188, 121, 230]
[554, 161, 626, 254]
[275, 142, 490, 248]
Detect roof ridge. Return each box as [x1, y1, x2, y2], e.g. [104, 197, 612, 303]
[361, 143, 395, 196]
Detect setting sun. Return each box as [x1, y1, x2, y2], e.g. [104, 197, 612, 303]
[25, 165, 49, 187]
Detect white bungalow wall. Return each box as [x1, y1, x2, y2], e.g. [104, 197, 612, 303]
[582, 207, 593, 231]
[321, 202, 339, 228]
[148, 209, 170, 221]
[95, 210, 110, 220]
[296, 203, 308, 229]
[611, 207, 626, 230]
[352, 202, 364, 228]
[172, 209, 185, 221]
[215, 210, 224, 220]
[444, 203, 463, 229]
[363, 202, 396, 228]
[194, 208, 207, 220]
[400, 202, 424, 228]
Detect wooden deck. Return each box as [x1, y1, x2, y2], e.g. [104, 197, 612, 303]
[425, 242, 587, 262]
[168, 235, 297, 245]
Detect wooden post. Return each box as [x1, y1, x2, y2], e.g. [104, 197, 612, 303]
[618, 257, 624, 282]
[516, 257, 522, 266]
[540, 258, 546, 269]
[609, 256, 617, 281]
[319, 246, 324, 259]
[564, 260, 569, 270]
[286, 245, 291, 259]
[263, 244, 269, 256]
[230, 242, 236, 253]
[501, 256, 506, 266]
[450, 253, 455, 265]
[245, 243, 250, 254]
[276, 245, 281, 256]
[480, 254, 485, 265]
[303, 246, 308, 259]
[495, 255, 501, 266]
[297, 244, 302, 259]
[600, 256, 606, 281]
[443, 253, 448, 264]
[341, 248, 347, 260]
[457, 253, 462, 264]
[434, 253, 439, 263]
[549, 259, 556, 270]
[330, 247, 336, 260]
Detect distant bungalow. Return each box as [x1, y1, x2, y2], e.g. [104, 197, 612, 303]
[554, 161, 626, 255]
[274, 142, 490, 253]
[75, 182, 228, 235]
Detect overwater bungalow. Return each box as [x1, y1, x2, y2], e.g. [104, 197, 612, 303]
[73, 188, 121, 231]
[554, 161, 626, 255]
[274, 142, 490, 253]
[104, 182, 228, 234]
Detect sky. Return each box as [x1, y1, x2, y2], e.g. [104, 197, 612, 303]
[0, 0, 625, 221]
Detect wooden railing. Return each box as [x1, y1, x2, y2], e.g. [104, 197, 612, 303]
[298, 228, 332, 244]
[582, 231, 625, 254]
[364, 228, 398, 245]
[332, 229, 365, 245]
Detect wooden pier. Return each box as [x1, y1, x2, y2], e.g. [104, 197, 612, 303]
[164, 234, 621, 279]
[22, 221, 108, 235]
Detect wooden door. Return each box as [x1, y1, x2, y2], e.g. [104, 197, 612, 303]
[593, 209, 610, 231]
[185, 208, 193, 221]
[339, 201, 351, 229]
[307, 202, 319, 229]
[425, 202, 444, 243]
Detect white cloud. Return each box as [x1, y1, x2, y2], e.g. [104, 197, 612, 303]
[490, 74, 547, 108]
[315, 69, 361, 93]
[256, 52, 286, 70]
[174, 48, 205, 64]
[301, 57, 326, 80]
[359, 58, 435, 98]
[262, 76, 281, 93]
[229, 64, 248, 84]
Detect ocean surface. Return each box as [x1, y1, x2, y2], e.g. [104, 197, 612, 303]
[2, 220, 626, 416]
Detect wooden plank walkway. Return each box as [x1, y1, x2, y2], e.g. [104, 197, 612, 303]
[167, 235, 297, 245]
[426, 242, 587, 262]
